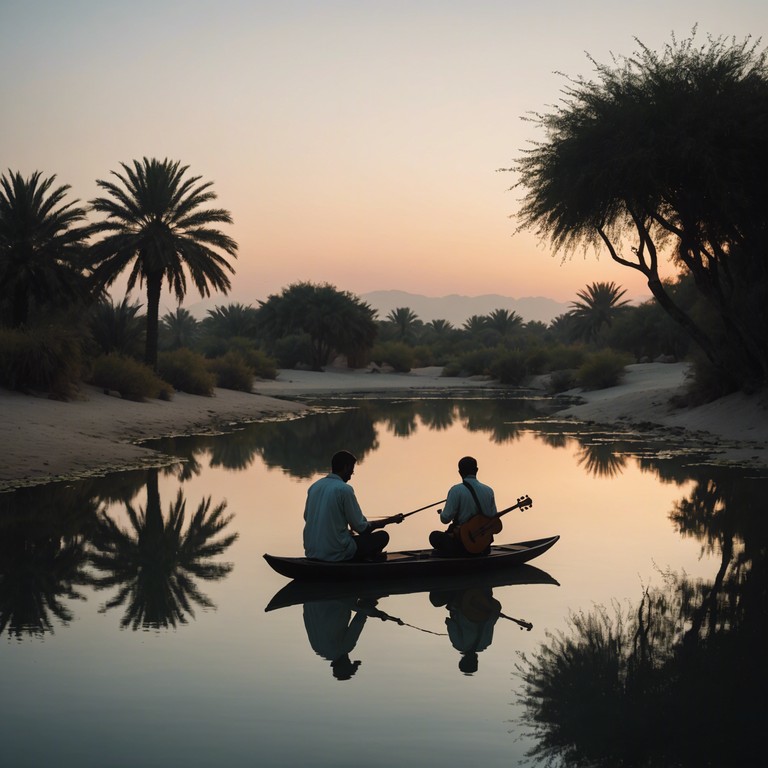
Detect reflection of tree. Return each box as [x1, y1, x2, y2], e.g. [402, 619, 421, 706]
[89, 470, 237, 630]
[516, 490, 766, 768]
[0, 485, 99, 637]
[416, 399, 456, 431]
[575, 438, 627, 478]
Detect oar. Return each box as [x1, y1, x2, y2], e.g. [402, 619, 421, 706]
[371, 498, 447, 527]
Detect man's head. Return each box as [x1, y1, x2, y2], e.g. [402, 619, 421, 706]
[458, 456, 478, 478]
[331, 450, 357, 482]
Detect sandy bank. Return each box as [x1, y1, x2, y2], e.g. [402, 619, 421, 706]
[0, 368, 493, 491]
[2, 363, 766, 491]
[551, 362, 768, 467]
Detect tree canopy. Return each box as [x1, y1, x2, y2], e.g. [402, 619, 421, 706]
[257, 282, 378, 370]
[0, 170, 92, 327]
[510, 31, 768, 393]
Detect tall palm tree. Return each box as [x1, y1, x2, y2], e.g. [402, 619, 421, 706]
[0, 170, 92, 327]
[89, 158, 238, 370]
[569, 281, 630, 343]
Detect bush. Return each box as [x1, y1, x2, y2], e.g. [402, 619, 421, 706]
[456, 348, 497, 376]
[158, 349, 216, 395]
[0, 325, 85, 398]
[547, 369, 578, 394]
[207, 351, 254, 392]
[576, 350, 631, 390]
[272, 333, 313, 369]
[235, 346, 277, 379]
[489, 350, 528, 385]
[370, 341, 414, 373]
[544, 344, 587, 372]
[89, 354, 173, 401]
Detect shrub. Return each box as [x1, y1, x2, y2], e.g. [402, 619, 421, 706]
[456, 348, 497, 376]
[547, 369, 577, 394]
[89, 354, 173, 401]
[576, 350, 631, 390]
[207, 351, 254, 392]
[544, 344, 587, 371]
[369, 341, 414, 372]
[234, 346, 277, 380]
[273, 333, 313, 369]
[489, 350, 528, 385]
[158, 349, 216, 395]
[0, 325, 85, 398]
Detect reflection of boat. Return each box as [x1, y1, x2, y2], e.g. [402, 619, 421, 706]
[265, 562, 559, 612]
[263, 535, 559, 583]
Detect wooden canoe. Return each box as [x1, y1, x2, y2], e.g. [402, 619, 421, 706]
[265, 561, 559, 612]
[263, 534, 559, 583]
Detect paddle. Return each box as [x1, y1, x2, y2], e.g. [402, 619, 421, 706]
[370, 498, 447, 530]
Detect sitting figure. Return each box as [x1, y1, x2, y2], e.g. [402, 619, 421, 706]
[303, 450, 390, 562]
[429, 455, 498, 557]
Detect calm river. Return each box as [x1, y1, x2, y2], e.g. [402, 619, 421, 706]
[1, 392, 765, 767]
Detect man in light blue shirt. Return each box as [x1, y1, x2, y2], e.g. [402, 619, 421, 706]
[429, 456, 498, 557]
[303, 450, 398, 562]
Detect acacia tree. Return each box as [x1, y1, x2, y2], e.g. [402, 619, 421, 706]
[89, 158, 237, 371]
[257, 282, 378, 370]
[510, 32, 768, 392]
[0, 170, 92, 327]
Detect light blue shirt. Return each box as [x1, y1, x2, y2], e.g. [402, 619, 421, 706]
[439, 475, 497, 525]
[303, 473, 370, 561]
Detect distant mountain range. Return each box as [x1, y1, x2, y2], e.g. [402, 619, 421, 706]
[184, 289, 571, 326]
[361, 290, 570, 326]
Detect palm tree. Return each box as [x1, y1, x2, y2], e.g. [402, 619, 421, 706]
[89, 158, 238, 370]
[0, 170, 92, 327]
[204, 302, 259, 339]
[385, 307, 421, 342]
[569, 281, 630, 343]
[485, 308, 524, 337]
[88, 297, 145, 356]
[160, 306, 199, 350]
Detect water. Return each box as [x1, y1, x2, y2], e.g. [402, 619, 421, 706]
[1, 394, 765, 767]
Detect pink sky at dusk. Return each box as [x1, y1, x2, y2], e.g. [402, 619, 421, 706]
[2, 1, 765, 309]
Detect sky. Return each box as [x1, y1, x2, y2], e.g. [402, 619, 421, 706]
[1, 0, 765, 311]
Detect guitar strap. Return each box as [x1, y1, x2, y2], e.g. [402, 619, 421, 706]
[463, 481, 484, 516]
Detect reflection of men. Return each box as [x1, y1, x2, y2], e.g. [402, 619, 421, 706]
[303, 598, 372, 680]
[430, 587, 501, 674]
[430, 456, 498, 557]
[303, 451, 393, 562]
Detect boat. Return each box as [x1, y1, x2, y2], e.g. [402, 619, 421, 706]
[263, 534, 559, 583]
[265, 561, 559, 612]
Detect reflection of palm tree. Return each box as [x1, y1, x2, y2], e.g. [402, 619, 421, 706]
[89, 471, 237, 629]
[0, 486, 98, 637]
[417, 400, 456, 431]
[575, 439, 627, 478]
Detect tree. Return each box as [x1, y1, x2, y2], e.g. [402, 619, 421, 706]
[485, 308, 524, 337]
[89, 158, 237, 370]
[0, 170, 92, 327]
[257, 282, 377, 370]
[203, 302, 259, 339]
[568, 281, 630, 343]
[160, 307, 199, 350]
[510, 32, 768, 392]
[88, 297, 145, 357]
[385, 306, 421, 342]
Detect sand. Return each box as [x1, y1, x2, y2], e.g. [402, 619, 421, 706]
[1, 363, 766, 491]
